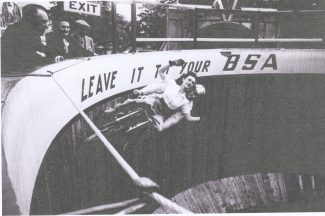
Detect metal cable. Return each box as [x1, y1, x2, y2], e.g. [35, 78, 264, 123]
[115, 202, 147, 214]
[61, 198, 140, 215]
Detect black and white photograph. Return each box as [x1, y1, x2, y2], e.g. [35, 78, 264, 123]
[1, 0, 325, 215]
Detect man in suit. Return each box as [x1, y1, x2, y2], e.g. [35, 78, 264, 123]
[46, 19, 80, 62]
[1, 4, 49, 73]
[70, 19, 96, 57]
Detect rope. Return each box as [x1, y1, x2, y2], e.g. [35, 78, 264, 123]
[115, 202, 147, 214]
[49, 72, 140, 181]
[49, 72, 193, 214]
[61, 198, 140, 215]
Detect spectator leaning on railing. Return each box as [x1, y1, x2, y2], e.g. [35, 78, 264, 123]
[70, 19, 97, 57]
[46, 19, 88, 63]
[46, 19, 72, 63]
[1, 4, 49, 74]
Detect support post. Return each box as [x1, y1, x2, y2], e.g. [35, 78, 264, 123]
[131, 1, 137, 52]
[254, 14, 260, 47]
[111, 2, 118, 53]
[193, 8, 198, 49]
[275, 18, 280, 48]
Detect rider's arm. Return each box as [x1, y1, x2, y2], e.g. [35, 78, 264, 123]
[157, 64, 170, 81]
[136, 61, 176, 96]
[158, 59, 184, 82]
[141, 59, 184, 94]
[184, 113, 200, 122]
[181, 102, 200, 122]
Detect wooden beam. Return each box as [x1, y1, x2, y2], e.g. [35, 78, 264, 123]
[111, 2, 118, 53]
[193, 8, 198, 49]
[131, 2, 137, 52]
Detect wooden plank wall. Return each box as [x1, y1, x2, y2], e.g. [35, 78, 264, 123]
[155, 173, 325, 213]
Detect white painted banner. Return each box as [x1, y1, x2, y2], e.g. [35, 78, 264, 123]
[2, 49, 325, 214]
[64, 1, 101, 16]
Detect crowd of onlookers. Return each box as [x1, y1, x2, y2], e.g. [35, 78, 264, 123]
[1, 4, 97, 74]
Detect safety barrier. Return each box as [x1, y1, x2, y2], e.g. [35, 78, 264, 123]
[137, 38, 323, 43]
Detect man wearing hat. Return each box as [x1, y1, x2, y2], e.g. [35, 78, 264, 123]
[70, 19, 96, 57]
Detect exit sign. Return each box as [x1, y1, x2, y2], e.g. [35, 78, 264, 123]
[64, 1, 101, 16]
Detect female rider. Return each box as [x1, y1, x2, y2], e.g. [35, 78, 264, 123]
[106, 59, 206, 131]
